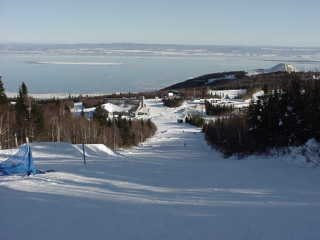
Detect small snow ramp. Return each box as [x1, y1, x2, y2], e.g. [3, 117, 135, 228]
[75, 144, 117, 157]
[0, 144, 37, 176]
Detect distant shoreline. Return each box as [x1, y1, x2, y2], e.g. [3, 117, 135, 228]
[6, 91, 111, 99]
[264, 59, 320, 64]
[26, 61, 124, 66]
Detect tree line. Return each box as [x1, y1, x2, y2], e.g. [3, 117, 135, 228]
[205, 101, 234, 116]
[0, 80, 156, 149]
[203, 74, 320, 156]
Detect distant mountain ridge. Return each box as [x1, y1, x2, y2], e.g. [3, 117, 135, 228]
[164, 64, 312, 91]
[163, 71, 247, 90]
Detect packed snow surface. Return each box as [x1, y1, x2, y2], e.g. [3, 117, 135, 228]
[1, 99, 320, 240]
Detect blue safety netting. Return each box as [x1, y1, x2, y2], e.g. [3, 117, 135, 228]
[0, 144, 38, 176]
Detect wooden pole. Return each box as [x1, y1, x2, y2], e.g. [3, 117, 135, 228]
[14, 133, 18, 147]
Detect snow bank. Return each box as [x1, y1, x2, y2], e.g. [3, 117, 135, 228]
[252, 90, 264, 100]
[240, 139, 320, 167]
[76, 144, 117, 157]
[271, 139, 320, 166]
[29, 142, 116, 160]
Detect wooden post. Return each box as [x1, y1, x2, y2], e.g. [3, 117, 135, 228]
[14, 133, 18, 147]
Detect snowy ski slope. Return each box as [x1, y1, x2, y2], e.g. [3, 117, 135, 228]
[1, 99, 320, 240]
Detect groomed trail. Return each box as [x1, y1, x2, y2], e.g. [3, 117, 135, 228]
[1, 99, 320, 240]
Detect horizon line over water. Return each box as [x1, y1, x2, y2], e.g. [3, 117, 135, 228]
[1, 42, 320, 49]
[1, 43, 320, 94]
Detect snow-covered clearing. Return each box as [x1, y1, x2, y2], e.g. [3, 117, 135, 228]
[1, 99, 320, 240]
[102, 102, 133, 113]
[208, 89, 247, 99]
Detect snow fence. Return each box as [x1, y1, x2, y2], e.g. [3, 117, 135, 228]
[0, 144, 38, 176]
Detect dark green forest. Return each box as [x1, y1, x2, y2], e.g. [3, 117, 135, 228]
[203, 75, 320, 156]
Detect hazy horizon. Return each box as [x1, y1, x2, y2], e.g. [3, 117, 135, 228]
[2, 1, 320, 94]
[1, 0, 320, 47]
[1, 43, 320, 94]
[1, 42, 320, 49]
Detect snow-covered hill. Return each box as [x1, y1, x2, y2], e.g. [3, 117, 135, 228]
[265, 63, 298, 73]
[250, 63, 298, 75]
[1, 99, 320, 240]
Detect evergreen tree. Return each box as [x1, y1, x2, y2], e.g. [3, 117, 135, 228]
[0, 78, 8, 105]
[20, 82, 28, 97]
[15, 82, 30, 142]
[31, 103, 44, 134]
[15, 83, 29, 122]
[93, 105, 108, 126]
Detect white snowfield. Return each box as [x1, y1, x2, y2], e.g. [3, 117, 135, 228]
[102, 103, 132, 113]
[208, 89, 247, 99]
[1, 99, 320, 240]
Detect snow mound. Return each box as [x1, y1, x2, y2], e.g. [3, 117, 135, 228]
[246, 90, 264, 102]
[288, 139, 320, 166]
[29, 142, 116, 160]
[102, 103, 129, 113]
[271, 139, 320, 166]
[82, 144, 117, 157]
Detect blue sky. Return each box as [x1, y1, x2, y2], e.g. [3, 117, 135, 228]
[1, 0, 319, 46]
